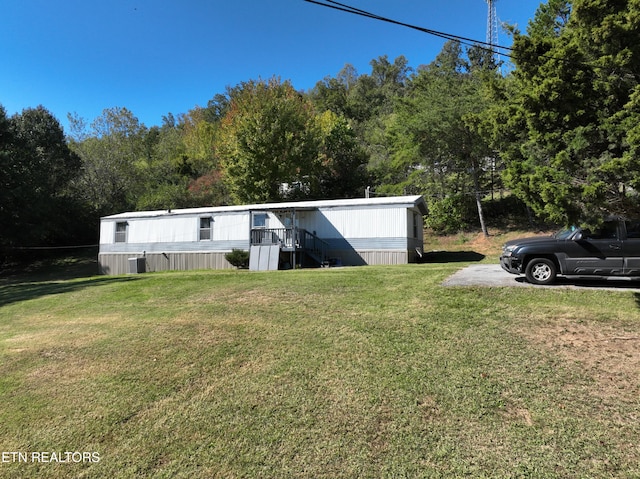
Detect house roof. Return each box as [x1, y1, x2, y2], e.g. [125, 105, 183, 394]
[101, 195, 428, 220]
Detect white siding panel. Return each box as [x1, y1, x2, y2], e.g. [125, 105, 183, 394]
[314, 207, 406, 239]
[267, 214, 286, 229]
[212, 213, 250, 241]
[129, 217, 196, 244]
[99, 221, 115, 245]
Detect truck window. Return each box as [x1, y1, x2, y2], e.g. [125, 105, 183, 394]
[625, 221, 640, 239]
[585, 221, 618, 240]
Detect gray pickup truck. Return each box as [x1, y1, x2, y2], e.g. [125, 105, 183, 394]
[500, 219, 640, 285]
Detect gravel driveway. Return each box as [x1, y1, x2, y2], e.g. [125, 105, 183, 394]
[442, 264, 640, 291]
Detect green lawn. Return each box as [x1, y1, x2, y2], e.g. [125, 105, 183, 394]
[1, 263, 639, 478]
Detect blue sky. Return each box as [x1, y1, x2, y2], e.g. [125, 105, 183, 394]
[1, 0, 542, 131]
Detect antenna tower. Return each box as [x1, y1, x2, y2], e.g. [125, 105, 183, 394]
[486, 0, 500, 67]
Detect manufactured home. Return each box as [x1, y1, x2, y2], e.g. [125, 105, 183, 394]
[98, 195, 427, 275]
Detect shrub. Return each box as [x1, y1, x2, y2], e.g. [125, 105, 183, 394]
[225, 249, 250, 269]
[426, 195, 476, 234]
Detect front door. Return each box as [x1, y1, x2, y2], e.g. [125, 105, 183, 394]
[563, 221, 624, 275]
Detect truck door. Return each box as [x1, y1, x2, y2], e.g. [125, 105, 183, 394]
[563, 221, 624, 275]
[623, 220, 640, 275]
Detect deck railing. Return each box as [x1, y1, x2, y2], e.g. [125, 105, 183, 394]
[250, 227, 328, 264]
[251, 228, 294, 247]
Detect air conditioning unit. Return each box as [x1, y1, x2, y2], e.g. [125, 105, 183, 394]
[128, 257, 146, 274]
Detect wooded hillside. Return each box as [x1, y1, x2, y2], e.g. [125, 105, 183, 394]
[3, 0, 640, 252]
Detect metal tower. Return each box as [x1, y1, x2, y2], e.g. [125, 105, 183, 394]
[486, 0, 500, 66]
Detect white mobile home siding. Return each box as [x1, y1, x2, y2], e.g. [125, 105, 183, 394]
[297, 205, 417, 266]
[99, 211, 251, 274]
[311, 207, 406, 238]
[98, 196, 427, 274]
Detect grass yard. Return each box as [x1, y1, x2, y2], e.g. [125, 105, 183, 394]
[1, 246, 640, 477]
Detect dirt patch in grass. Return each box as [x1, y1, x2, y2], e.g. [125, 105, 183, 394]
[518, 319, 640, 402]
[423, 230, 554, 258]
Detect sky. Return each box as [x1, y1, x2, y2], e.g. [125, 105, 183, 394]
[1, 0, 542, 132]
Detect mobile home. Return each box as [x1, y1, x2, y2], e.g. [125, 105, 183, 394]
[98, 195, 427, 274]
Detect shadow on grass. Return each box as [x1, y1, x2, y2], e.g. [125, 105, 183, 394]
[1, 247, 99, 283]
[420, 251, 486, 263]
[0, 249, 141, 307]
[0, 276, 140, 308]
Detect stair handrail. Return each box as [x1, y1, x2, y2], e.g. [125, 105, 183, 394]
[299, 229, 329, 263]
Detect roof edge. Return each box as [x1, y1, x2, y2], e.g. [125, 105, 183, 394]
[101, 195, 427, 220]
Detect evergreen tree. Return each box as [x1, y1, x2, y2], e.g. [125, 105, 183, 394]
[502, 0, 640, 224]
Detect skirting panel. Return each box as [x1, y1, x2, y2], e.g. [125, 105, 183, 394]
[325, 249, 410, 266]
[99, 252, 234, 275]
[99, 248, 417, 275]
[357, 250, 409, 265]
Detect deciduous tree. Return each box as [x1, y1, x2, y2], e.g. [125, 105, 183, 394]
[313, 111, 369, 199]
[216, 78, 319, 203]
[1, 106, 82, 248]
[385, 42, 496, 234]
[68, 107, 147, 215]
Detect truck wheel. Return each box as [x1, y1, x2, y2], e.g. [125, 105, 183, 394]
[525, 258, 557, 285]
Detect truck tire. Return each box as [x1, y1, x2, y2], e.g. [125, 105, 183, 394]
[525, 258, 557, 285]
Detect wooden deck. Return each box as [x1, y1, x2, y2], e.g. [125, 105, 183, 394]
[250, 228, 329, 268]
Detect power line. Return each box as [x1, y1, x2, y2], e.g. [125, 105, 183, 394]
[303, 0, 516, 61]
[303, 0, 627, 74]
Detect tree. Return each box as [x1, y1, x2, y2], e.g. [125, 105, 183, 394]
[68, 107, 147, 215]
[310, 74, 349, 117]
[384, 41, 497, 234]
[137, 107, 230, 210]
[180, 107, 220, 177]
[501, 0, 640, 224]
[347, 55, 411, 121]
[1, 106, 82, 248]
[313, 111, 370, 198]
[525, 0, 571, 38]
[216, 78, 320, 204]
[0, 105, 15, 250]
[344, 56, 413, 184]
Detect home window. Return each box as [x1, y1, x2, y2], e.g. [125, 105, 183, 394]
[253, 213, 268, 228]
[199, 217, 212, 240]
[115, 222, 128, 243]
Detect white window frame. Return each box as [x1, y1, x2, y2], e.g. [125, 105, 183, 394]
[199, 217, 213, 241]
[115, 222, 128, 243]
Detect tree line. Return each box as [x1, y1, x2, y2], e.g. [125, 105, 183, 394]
[2, 0, 640, 253]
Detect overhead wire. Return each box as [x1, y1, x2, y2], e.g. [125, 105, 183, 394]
[303, 0, 623, 72]
[303, 0, 516, 61]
